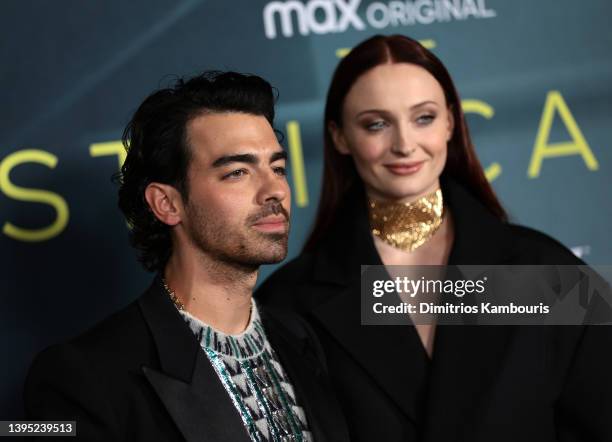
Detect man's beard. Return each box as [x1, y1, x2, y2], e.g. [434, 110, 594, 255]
[184, 201, 289, 270]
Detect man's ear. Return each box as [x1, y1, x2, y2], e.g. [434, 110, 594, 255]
[446, 106, 455, 142]
[328, 121, 351, 155]
[144, 182, 183, 226]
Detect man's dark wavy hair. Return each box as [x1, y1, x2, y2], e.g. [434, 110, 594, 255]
[117, 71, 276, 272]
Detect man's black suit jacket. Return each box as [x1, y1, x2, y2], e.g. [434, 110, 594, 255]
[24, 276, 350, 442]
[256, 177, 612, 442]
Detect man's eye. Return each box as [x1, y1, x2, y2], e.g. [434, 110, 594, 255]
[223, 169, 248, 179]
[366, 120, 387, 131]
[416, 114, 435, 126]
[273, 166, 287, 176]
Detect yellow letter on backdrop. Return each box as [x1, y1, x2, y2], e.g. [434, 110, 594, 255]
[0, 149, 69, 241]
[286, 121, 309, 208]
[461, 99, 502, 182]
[528, 91, 598, 178]
[89, 140, 126, 170]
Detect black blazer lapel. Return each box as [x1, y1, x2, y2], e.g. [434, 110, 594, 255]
[263, 315, 351, 442]
[311, 280, 429, 425]
[443, 175, 517, 267]
[142, 351, 250, 442]
[138, 277, 250, 442]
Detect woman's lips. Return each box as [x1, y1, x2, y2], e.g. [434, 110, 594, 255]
[384, 161, 425, 175]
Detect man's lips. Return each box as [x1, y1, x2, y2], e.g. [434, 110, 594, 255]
[252, 216, 287, 232]
[384, 161, 425, 175]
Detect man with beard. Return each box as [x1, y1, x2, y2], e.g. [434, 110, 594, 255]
[24, 71, 349, 442]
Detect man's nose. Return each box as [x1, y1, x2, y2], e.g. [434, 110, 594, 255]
[256, 169, 288, 206]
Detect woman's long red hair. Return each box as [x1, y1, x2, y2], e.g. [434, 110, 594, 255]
[303, 34, 507, 252]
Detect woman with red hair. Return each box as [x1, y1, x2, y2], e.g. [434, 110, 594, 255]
[257, 35, 612, 441]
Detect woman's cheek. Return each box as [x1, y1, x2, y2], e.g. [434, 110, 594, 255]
[420, 133, 448, 156]
[361, 139, 388, 162]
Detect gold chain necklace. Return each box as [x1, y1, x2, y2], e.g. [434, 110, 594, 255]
[368, 188, 444, 252]
[161, 278, 253, 319]
[162, 278, 185, 311]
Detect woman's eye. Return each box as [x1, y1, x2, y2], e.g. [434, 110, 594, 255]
[223, 169, 248, 180]
[273, 166, 287, 176]
[416, 114, 435, 125]
[365, 120, 387, 131]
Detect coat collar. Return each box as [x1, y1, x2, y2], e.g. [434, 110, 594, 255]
[138, 275, 251, 442]
[308, 177, 518, 433]
[442, 175, 517, 265]
[138, 274, 199, 383]
[138, 275, 349, 442]
[262, 310, 351, 442]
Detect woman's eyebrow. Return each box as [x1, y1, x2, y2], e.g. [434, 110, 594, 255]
[410, 100, 438, 109]
[355, 101, 439, 118]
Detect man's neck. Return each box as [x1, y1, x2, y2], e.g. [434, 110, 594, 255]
[163, 250, 257, 335]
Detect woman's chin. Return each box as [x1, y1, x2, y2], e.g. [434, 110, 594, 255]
[371, 181, 439, 203]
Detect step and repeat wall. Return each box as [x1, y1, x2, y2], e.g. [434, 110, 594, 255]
[1, 0, 611, 418]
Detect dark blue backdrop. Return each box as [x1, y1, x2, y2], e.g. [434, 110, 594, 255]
[1, 0, 611, 419]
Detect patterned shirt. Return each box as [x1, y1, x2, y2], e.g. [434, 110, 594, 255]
[178, 302, 313, 442]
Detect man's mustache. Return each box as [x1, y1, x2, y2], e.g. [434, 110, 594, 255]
[247, 202, 290, 224]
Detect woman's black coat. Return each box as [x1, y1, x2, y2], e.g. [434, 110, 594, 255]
[256, 177, 612, 442]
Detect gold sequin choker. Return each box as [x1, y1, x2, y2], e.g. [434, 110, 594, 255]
[368, 188, 444, 252]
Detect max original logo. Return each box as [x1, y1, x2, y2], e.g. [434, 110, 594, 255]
[263, 0, 497, 39]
